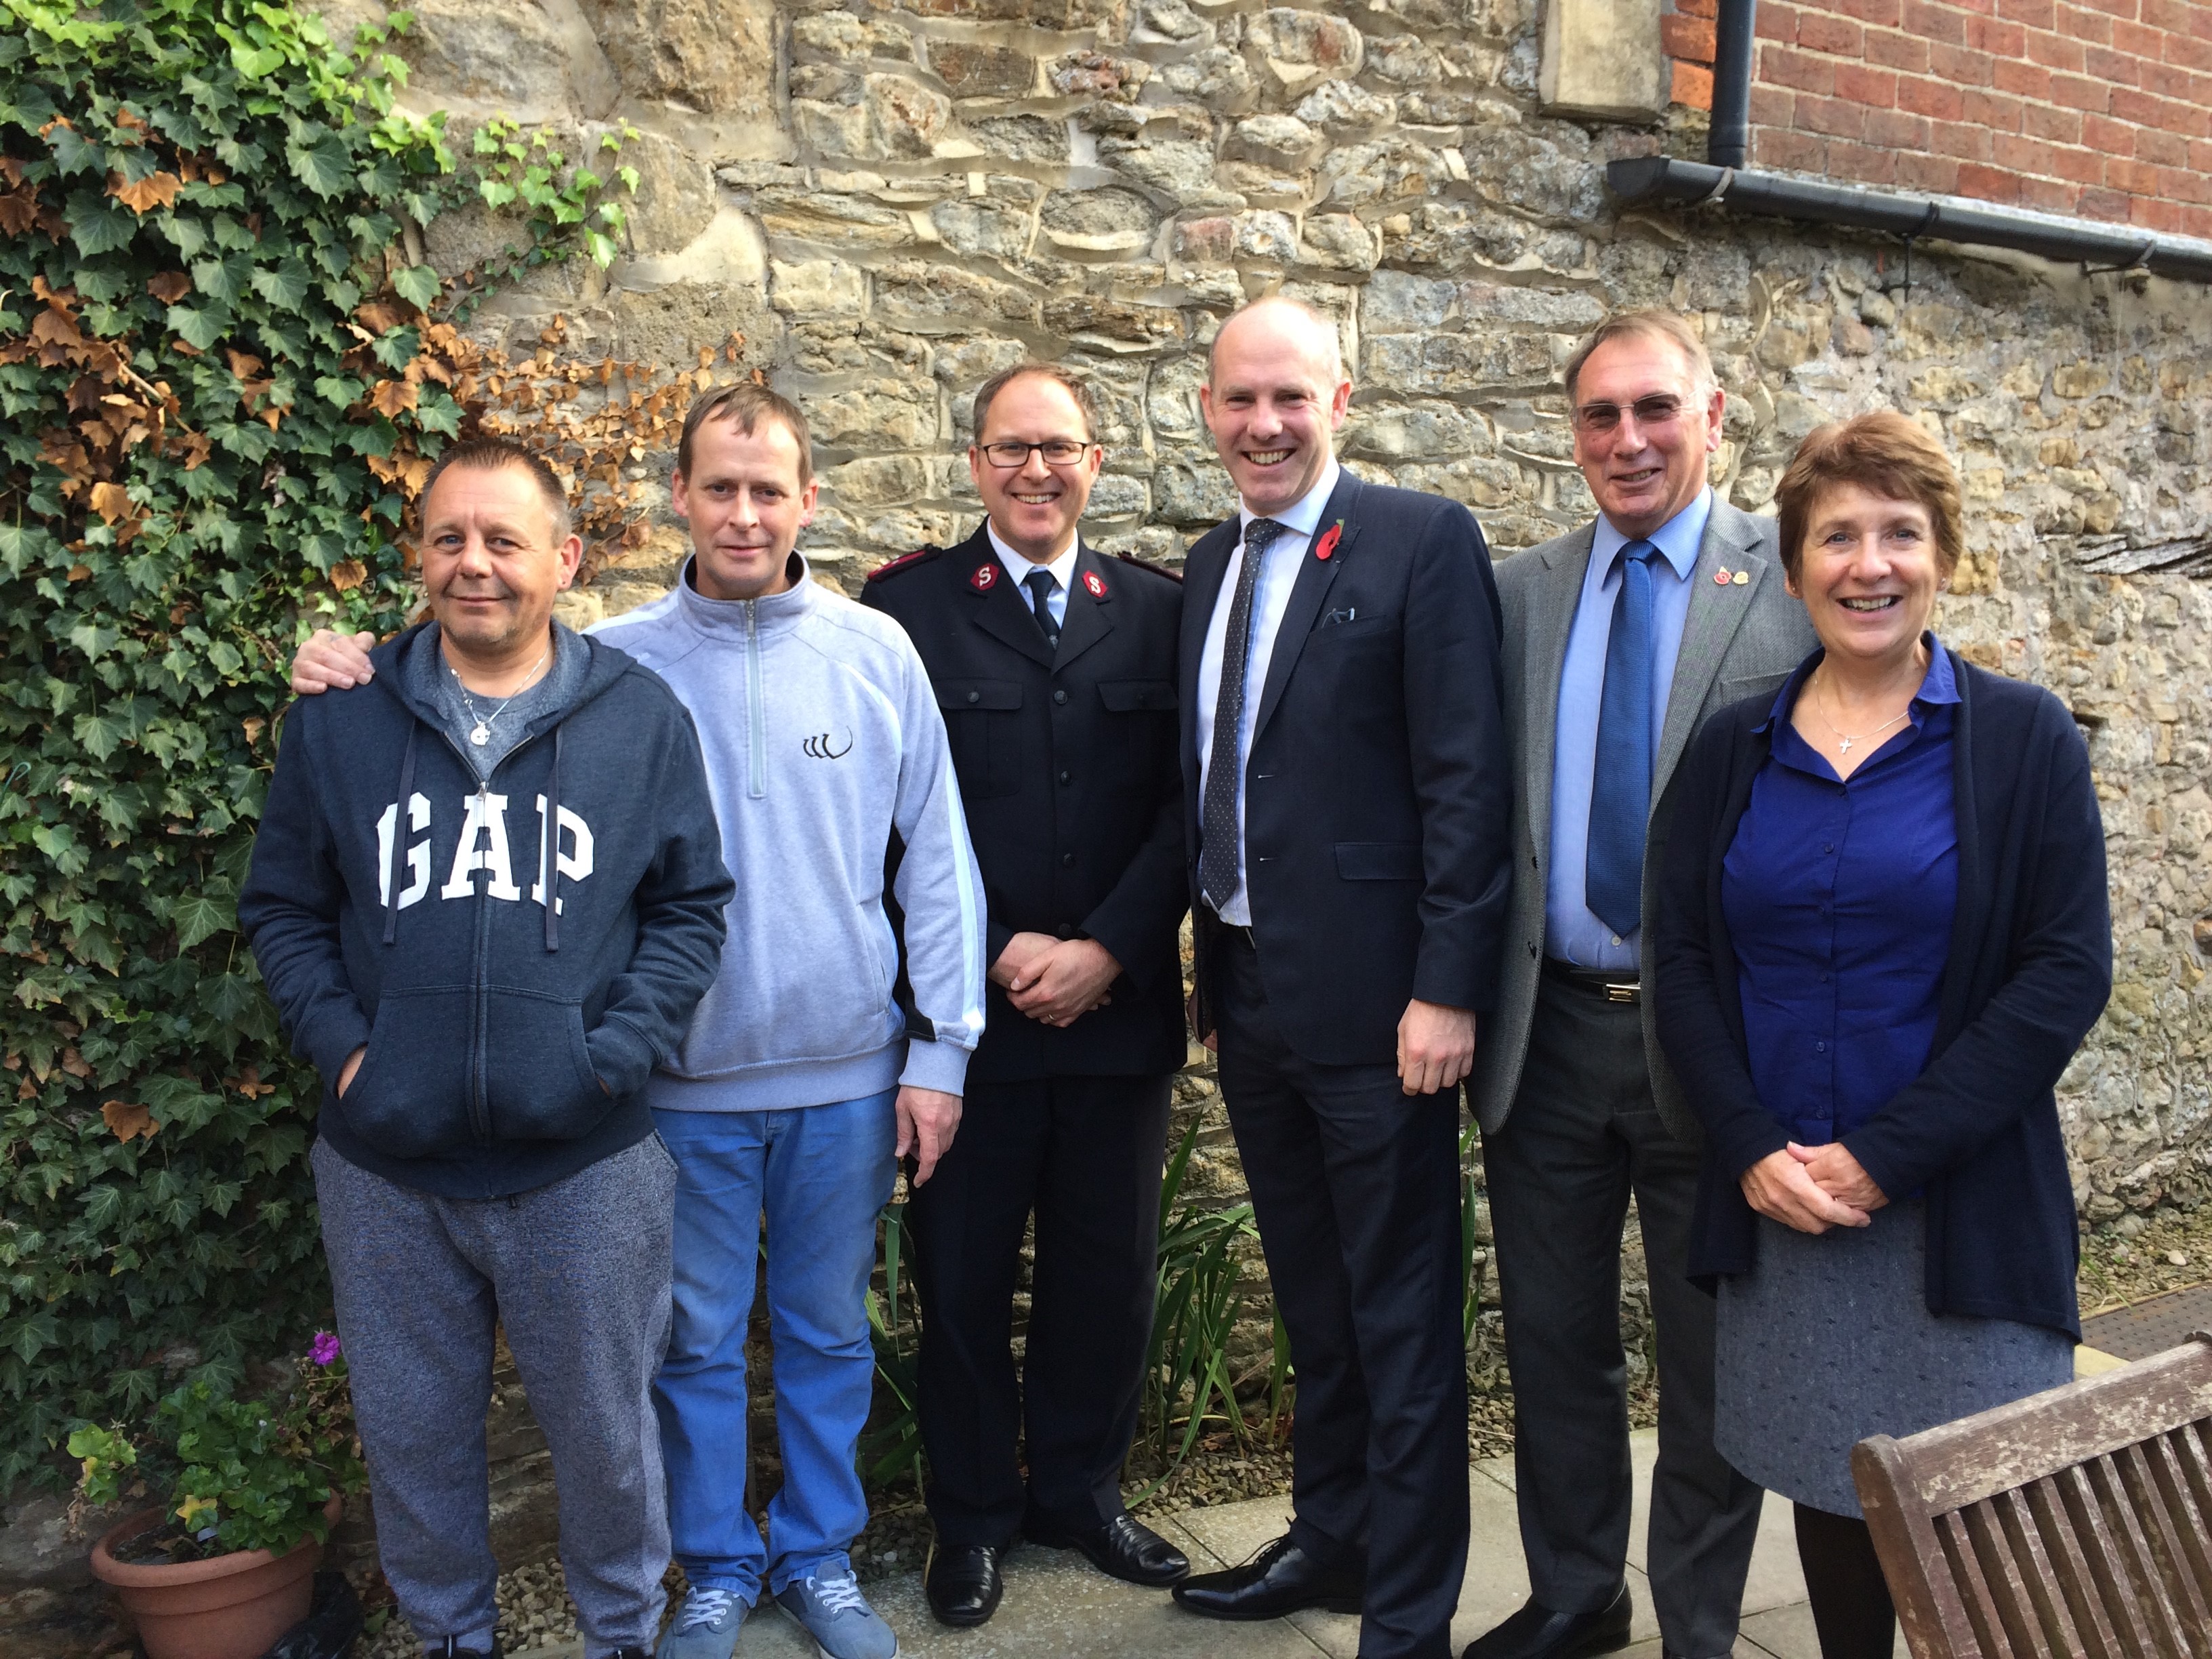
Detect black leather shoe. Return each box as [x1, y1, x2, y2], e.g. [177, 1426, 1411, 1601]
[1172, 1534, 1364, 1620]
[925, 1541, 1004, 1628]
[1025, 1510, 1190, 1586]
[1461, 1585, 1633, 1659]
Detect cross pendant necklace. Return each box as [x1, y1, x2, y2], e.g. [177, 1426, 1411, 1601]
[1813, 669, 1910, 758]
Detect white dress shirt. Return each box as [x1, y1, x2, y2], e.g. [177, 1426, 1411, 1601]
[1193, 456, 1342, 926]
[987, 521, 1078, 628]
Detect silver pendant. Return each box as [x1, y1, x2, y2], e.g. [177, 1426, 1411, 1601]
[1837, 735, 1853, 754]
[470, 723, 490, 747]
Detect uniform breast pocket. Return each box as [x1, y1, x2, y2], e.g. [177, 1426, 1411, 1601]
[937, 679, 1025, 799]
[1098, 679, 1179, 775]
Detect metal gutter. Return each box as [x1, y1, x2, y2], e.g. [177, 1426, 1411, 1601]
[1607, 155, 2212, 285]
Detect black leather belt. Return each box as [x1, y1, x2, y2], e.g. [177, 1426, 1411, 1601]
[1542, 956, 1640, 1006]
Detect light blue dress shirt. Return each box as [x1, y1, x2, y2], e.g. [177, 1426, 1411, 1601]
[1544, 488, 1713, 970]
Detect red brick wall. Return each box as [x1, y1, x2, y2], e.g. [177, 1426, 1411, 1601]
[1661, 0, 2212, 240]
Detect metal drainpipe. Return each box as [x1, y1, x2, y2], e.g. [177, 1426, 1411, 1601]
[1709, 0, 1757, 169]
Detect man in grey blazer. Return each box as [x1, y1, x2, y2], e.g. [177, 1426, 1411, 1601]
[1462, 312, 1816, 1659]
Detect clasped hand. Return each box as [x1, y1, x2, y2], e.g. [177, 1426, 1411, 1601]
[1740, 1140, 1888, 1234]
[992, 931, 1120, 1026]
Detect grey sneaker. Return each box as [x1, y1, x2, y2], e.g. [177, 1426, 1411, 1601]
[775, 1568, 899, 1659]
[654, 1586, 749, 1659]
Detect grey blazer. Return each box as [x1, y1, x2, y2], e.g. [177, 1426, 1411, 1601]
[1467, 499, 1818, 1143]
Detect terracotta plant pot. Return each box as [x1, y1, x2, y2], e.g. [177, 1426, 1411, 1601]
[89, 1492, 344, 1659]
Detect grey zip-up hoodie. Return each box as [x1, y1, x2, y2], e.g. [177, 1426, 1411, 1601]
[593, 555, 987, 1110]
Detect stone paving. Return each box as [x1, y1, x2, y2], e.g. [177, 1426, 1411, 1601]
[513, 1431, 1904, 1659]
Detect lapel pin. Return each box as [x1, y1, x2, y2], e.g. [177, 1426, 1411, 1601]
[970, 562, 997, 592]
[1083, 569, 1107, 598]
[1713, 568, 1732, 584]
[1314, 519, 1344, 560]
[1732, 569, 1750, 585]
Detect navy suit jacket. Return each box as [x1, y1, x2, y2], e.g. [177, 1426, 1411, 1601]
[1179, 470, 1513, 1067]
[1654, 651, 2112, 1338]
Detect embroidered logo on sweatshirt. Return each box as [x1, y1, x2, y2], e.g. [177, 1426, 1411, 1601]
[802, 729, 854, 760]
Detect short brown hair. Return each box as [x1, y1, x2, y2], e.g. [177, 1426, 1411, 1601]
[970, 363, 1099, 445]
[419, 436, 572, 543]
[1774, 411, 1965, 583]
[678, 382, 813, 486]
[1562, 308, 1716, 407]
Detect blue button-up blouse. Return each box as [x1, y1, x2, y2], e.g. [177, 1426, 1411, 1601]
[1719, 638, 1961, 1147]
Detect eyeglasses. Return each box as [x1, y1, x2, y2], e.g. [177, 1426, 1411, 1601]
[979, 439, 1092, 468]
[1572, 394, 1686, 434]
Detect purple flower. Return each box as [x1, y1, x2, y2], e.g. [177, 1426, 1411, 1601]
[308, 1331, 342, 1367]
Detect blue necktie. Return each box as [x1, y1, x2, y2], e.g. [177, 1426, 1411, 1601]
[1200, 518, 1286, 912]
[1023, 568, 1059, 653]
[1586, 540, 1659, 939]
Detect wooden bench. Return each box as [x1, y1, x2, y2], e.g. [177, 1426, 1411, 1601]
[1853, 1330, 2212, 1658]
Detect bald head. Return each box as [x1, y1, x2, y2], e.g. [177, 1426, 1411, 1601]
[1208, 295, 1345, 388]
[1200, 295, 1353, 518]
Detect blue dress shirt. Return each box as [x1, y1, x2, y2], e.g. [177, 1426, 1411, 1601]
[1545, 489, 1712, 968]
[1720, 638, 1961, 1147]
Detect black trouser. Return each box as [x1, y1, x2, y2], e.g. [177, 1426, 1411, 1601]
[1794, 1504, 1898, 1659]
[905, 1070, 1173, 1546]
[1481, 972, 1764, 1659]
[1213, 930, 1469, 1659]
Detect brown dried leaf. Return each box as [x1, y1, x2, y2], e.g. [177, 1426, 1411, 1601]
[241, 716, 266, 746]
[223, 348, 265, 381]
[146, 270, 192, 303]
[369, 380, 418, 417]
[66, 564, 90, 581]
[109, 170, 182, 214]
[231, 1065, 274, 1100]
[102, 1099, 159, 1143]
[60, 1047, 91, 1079]
[0, 187, 38, 237]
[329, 559, 367, 592]
[88, 481, 134, 524]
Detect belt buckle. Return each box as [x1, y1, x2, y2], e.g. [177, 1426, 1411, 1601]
[1603, 981, 1639, 1006]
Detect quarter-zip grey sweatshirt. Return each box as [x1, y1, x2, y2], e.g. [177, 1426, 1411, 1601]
[593, 555, 987, 1110]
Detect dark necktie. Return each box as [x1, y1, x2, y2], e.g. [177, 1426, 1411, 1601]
[1199, 518, 1286, 913]
[1586, 539, 1660, 939]
[1023, 567, 1059, 653]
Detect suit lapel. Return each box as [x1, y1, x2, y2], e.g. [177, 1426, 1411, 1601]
[1180, 520, 1236, 752]
[1252, 472, 1359, 741]
[958, 530, 1057, 670]
[1523, 525, 1595, 860]
[1052, 541, 1115, 672]
[1656, 501, 1769, 793]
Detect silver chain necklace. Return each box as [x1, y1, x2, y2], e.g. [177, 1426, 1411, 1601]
[449, 644, 552, 747]
[1811, 668, 1912, 756]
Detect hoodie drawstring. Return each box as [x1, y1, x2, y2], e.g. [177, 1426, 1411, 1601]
[543, 722, 562, 952]
[384, 724, 419, 946]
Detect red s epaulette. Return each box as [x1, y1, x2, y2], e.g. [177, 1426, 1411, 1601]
[866, 546, 943, 583]
[1111, 550, 1182, 584]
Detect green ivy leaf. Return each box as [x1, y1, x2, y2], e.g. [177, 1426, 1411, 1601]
[230, 42, 285, 79]
[171, 892, 234, 950]
[250, 259, 311, 310]
[68, 199, 138, 258]
[165, 302, 226, 350]
[391, 263, 440, 308]
[285, 126, 354, 197]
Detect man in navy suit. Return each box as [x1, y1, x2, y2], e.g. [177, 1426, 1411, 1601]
[1169, 296, 1513, 1659]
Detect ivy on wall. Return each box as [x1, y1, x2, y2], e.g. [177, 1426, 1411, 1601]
[0, 0, 466, 1490]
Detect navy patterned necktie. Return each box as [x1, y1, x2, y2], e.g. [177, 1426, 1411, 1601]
[1023, 567, 1059, 653]
[1586, 539, 1660, 939]
[1199, 518, 1286, 912]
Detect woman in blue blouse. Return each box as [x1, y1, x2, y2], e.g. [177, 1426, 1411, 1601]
[1653, 412, 2112, 1659]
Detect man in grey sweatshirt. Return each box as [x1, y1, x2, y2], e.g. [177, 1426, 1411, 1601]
[288, 388, 987, 1659]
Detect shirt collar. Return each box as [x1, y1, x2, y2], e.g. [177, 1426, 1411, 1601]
[1591, 487, 1711, 583]
[1759, 633, 1959, 735]
[985, 520, 1080, 591]
[1238, 455, 1341, 543]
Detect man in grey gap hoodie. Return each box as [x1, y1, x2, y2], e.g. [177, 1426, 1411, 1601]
[289, 388, 987, 1659]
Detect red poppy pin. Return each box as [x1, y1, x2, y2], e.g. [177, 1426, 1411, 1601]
[1713, 569, 1732, 584]
[1315, 519, 1344, 561]
[1083, 569, 1107, 598]
[970, 562, 998, 592]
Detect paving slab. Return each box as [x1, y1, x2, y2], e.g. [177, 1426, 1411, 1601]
[510, 1430, 1835, 1659]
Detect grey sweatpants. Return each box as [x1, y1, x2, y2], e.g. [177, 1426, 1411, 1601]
[312, 1135, 678, 1658]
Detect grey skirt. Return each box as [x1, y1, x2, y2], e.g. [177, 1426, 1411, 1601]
[1713, 1199, 2074, 1517]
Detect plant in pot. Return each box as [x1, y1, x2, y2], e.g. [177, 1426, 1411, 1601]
[73, 1334, 369, 1659]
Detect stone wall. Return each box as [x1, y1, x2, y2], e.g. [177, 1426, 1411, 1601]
[334, 0, 2211, 1194]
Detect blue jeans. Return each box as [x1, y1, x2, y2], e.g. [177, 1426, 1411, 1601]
[651, 1091, 897, 1601]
